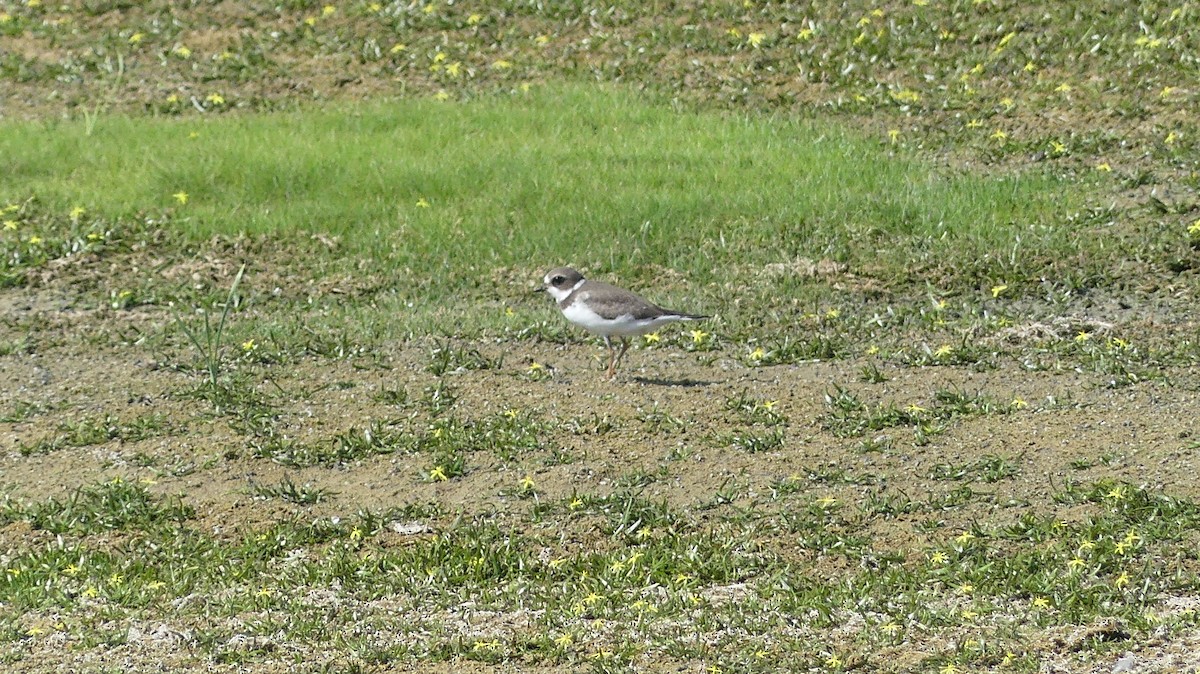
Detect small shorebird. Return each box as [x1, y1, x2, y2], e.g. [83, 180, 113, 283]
[538, 266, 709, 379]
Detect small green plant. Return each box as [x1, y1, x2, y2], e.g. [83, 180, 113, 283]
[859, 360, 888, 383]
[175, 264, 246, 389]
[248, 476, 331, 505]
[11, 479, 193, 534]
[426, 341, 502, 375]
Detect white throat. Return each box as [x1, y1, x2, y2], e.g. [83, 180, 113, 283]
[546, 277, 586, 302]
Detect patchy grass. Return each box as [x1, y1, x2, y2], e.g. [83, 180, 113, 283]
[1, 1, 1200, 673]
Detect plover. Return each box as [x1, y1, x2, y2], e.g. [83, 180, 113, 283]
[538, 266, 709, 379]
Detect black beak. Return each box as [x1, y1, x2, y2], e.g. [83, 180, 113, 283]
[533, 286, 546, 294]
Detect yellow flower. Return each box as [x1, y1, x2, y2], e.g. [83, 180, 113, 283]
[527, 361, 543, 372]
[70, 205, 86, 219]
[433, 90, 449, 101]
[865, 344, 879, 355]
[554, 633, 573, 647]
[390, 43, 407, 53]
[1096, 162, 1112, 172]
[888, 129, 900, 143]
[422, 3, 434, 14]
[826, 654, 843, 668]
[955, 531, 975, 544]
[321, 4, 335, 16]
[415, 197, 431, 208]
[1050, 140, 1067, 154]
[1024, 60, 1037, 72]
[940, 663, 957, 674]
[350, 526, 363, 541]
[1055, 83, 1072, 93]
[304, 15, 317, 25]
[644, 332, 661, 344]
[445, 61, 462, 78]
[930, 551, 948, 564]
[535, 34, 550, 45]
[906, 403, 927, 414]
[568, 497, 583, 510]
[1115, 572, 1130, 588]
[815, 496, 836, 507]
[1166, 131, 1178, 145]
[747, 32, 766, 48]
[129, 32, 145, 44]
[174, 45, 191, 58]
[28, 235, 42, 245]
[761, 399, 778, 411]
[797, 27, 814, 40]
[256, 586, 272, 597]
[1010, 397, 1027, 409]
[205, 92, 225, 105]
[242, 339, 256, 351]
[1074, 331, 1091, 343]
[957, 582, 974, 594]
[492, 59, 512, 69]
[991, 129, 1008, 141]
[749, 346, 765, 360]
[990, 284, 1007, 298]
[933, 344, 953, 358]
[1189, 219, 1200, 236]
[2, 220, 16, 231]
[520, 475, 536, 491]
[63, 564, 81, 577]
[1160, 86, 1174, 98]
[1068, 557, 1085, 570]
[690, 329, 708, 343]
[173, 191, 189, 204]
[467, 13, 482, 25]
[429, 466, 448, 482]
[1031, 596, 1050, 609]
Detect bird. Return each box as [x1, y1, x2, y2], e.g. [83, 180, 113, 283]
[537, 266, 709, 379]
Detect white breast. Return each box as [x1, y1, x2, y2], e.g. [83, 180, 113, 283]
[562, 298, 685, 337]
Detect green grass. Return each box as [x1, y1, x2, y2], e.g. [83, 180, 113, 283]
[2, 3, 1199, 671]
[2, 477, 1197, 669]
[3, 86, 1083, 300]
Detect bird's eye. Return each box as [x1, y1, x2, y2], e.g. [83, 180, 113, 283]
[552, 275, 565, 285]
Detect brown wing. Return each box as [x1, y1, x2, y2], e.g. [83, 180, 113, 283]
[575, 282, 671, 320]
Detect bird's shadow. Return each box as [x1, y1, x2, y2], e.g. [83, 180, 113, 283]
[631, 376, 717, 388]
